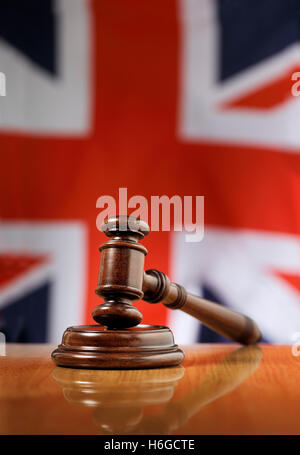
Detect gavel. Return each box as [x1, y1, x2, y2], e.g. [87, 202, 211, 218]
[93, 215, 261, 344]
[52, 215, 261, 370]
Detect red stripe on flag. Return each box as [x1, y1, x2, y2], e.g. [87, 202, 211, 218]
[0, 254, 49, 288]
[222, 66, 300, 110]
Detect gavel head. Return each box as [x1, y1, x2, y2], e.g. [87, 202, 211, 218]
[93, 215, 150, 329]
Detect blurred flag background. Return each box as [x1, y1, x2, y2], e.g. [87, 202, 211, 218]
[1, 0, 300, 345]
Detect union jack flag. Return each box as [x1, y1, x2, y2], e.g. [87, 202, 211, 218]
[1, 0, 300, 344]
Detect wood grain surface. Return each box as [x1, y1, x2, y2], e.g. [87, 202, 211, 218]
[0, 343, 299, 434]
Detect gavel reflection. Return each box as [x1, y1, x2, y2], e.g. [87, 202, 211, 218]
[52, 345, 262, 435]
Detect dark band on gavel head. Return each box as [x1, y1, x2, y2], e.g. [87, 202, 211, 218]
[143, 269, 187, 310]
[93, 215, 262, 345]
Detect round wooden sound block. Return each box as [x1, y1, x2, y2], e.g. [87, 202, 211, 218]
[51, 324, 184, 369]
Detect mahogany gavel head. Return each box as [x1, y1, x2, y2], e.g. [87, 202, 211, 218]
[93, 215, 150, 329]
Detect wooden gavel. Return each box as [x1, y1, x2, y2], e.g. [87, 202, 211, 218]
[92, 215, 261, 345]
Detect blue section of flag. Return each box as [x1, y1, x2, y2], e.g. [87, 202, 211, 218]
[218, 0, 300, 81]
[0, 0, 57, 75]
[198, 285, 232, 343]
[197, 284, 269, 343]
[0, 282, 51, 342]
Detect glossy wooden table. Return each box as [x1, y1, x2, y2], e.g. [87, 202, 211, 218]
[0, 343, 299, 435]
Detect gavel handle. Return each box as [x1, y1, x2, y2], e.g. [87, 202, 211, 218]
[142, 270, 262, 345]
